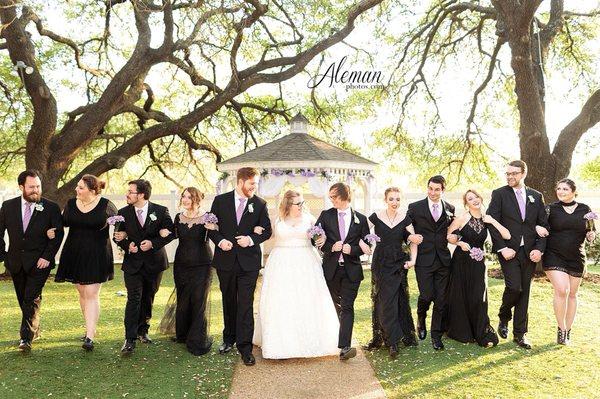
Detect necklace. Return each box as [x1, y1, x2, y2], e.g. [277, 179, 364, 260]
[561, 201, 577, 214]
[385, 210, 398, 225]
[79, 196, 98, 207]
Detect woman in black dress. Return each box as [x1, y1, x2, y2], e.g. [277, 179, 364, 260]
[364, 187, 421, 359]
[52, 175, 117, 351]
[543, 179, 596, 345]
[159, 187, 214, 355]
[446, 189, 510, 347]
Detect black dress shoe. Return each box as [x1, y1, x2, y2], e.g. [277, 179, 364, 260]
[431, 337, 444, 351]
[389, 344, 399, 359]
[121, 339, 136, 355]
[498, 322, 509, 339]
[242, 353, 256, 366]
[171, 336, 186, 343]
[417, 317, 427, 341]
[82, 337, 94, 351]
[18, 339, 32, 352]
[138, 333, 153, 344]
[362, 339, 383, 351]
[339, 346, 357, 360]
[513, 335, 532, 349]
[401, 335, 419, 347]
[218, 342, 234, 354]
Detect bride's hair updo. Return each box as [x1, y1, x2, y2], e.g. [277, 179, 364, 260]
[279, 190, 302, 218]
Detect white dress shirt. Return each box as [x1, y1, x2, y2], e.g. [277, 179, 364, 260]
[337, 207, 352, 262]
[133, 201, 149, 225]
[21, 197, 34, 222]
[513, 186, 527, 246]
[219, 190, 254, 248]
[427, 198, 443, 217]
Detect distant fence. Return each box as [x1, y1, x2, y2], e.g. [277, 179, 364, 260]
[1, 189, 599, 265]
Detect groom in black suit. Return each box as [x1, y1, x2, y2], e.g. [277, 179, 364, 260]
[113, 179, 174, 354]
[407, 175, 455, 350]
[209, 167, 272, 366]
[0, 170, 64, 351]
[315, 182, 369, 360]
[487, 160, 548, 349]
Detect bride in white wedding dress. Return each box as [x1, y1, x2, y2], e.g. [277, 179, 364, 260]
[253, 190, 339, 359]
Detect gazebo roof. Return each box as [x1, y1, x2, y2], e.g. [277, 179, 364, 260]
[218, 133, 377, 169]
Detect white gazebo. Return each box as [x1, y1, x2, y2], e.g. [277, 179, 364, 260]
[215, 113, 378, 215]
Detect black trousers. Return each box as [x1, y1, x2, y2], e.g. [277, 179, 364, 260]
[216, 260, 259, 357]
[12, 266, 51, 341]
[415, 256, 450, 339]
[124, 269, 163, 340]
[498, 247, 535, 336]
[377, 268, 417, 346]
[327, 264, 361, 348]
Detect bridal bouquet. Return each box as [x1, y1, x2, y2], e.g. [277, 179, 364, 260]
[469, 247, 485, 262]
[307, 224, 325, 240]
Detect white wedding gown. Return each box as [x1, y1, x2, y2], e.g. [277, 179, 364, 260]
[253, 214, 340, 359]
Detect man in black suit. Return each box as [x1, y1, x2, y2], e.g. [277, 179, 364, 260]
[113, 179, 174, 354]
[315, 182, 369, 360]
[208, 167, 272, 366]
[407, 175, 455, 350]
[487, 160, 548, 349]
[0, 170, 64, 352]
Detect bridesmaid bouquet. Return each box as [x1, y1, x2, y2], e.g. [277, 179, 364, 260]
[364, 233, 381, 246]
[469, 247, 485, 262]
[200, 212, 219, 240]
[307, 224, 325, 240]
[584, 211, 598, 231]
[106, 215, 125, 230]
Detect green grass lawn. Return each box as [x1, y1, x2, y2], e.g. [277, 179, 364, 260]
[1, 265, 599, 398]
[0, 270, 235, 399]
[354, 265, 600, 399]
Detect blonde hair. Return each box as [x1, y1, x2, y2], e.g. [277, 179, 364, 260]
[279, 190, 301, 218]
[384, 186, 401, 200]
[463, 189, 483, 207]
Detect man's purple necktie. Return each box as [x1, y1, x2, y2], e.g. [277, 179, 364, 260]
[236, 198, 247, 224]
[137, 208, 145, 227]
[431, 203, 440, 222]
[338, 211, 346, 261]
[23, 202, 32, 231]
[515, 188, 526, 220]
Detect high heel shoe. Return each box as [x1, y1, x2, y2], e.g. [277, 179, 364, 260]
[82, 337, 94, 351]
[556, 327, 567, 345]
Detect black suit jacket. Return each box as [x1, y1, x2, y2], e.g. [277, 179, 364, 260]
[487, 185, 548, 254]
[208, 191, 272, 272]
[407, 198, 455, 267]
[114, 202, 174, 274]
[0, 196, 64, 274]
[315, 208, 369, 283]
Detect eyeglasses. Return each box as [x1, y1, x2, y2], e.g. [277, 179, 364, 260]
[505, 172, 522, 177]
[292, 201, 305, 207]
[127, 190, 139, 195]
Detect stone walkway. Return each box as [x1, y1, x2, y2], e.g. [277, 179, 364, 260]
[229, 347, 386, 399]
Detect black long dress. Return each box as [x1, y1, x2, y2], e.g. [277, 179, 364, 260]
[369, 213, 418, 347]
[55, 197, 117, 284]
[162, 212, 213, 355]
[543, 201, 593, 278]
[447, 215, 498, 347]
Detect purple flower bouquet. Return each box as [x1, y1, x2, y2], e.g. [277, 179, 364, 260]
[469, 247, 485, 262]
[364, 233, 381, 245]
[584, 211, 598, 231]
[200, 212, 219, 225]
[307, 224, 325, 240]
[107, 215, 125, 229]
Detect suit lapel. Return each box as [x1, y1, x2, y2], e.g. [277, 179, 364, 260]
[17, 199, 25, 234]
[239, 197, 254, 226]
[422, 198, 437, 226]
[331, 208, 342, 241]
[143, 202, 154, 229]
[25, 200, 42, 234]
